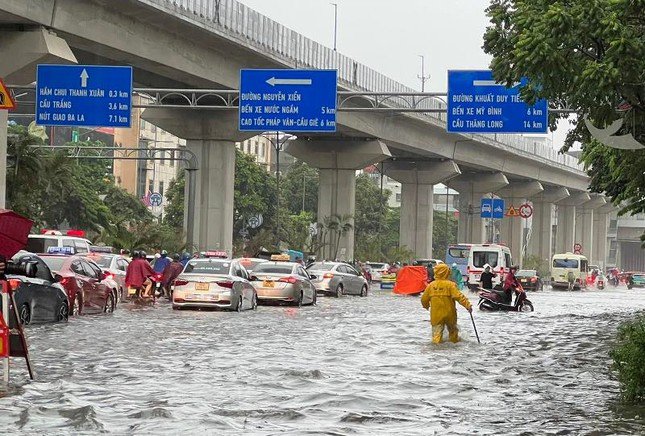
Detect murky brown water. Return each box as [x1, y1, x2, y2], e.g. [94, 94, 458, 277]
[1, 287, 644, 434]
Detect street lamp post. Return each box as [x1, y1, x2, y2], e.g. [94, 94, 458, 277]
[418, 55, 431, 92]
[331, 3, 338, 51]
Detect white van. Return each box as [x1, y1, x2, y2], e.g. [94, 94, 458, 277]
[467, 244, 513, 290]
[26, 234, 92, 254]
[551, 253, 589, 290]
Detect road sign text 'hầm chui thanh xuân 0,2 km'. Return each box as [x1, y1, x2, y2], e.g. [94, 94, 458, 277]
[239, 69, 337, 133]
[36, 64, 133, 128]
[447, 70, 548, 134]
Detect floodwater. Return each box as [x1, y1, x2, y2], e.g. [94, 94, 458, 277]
[1, 287, 644, 435]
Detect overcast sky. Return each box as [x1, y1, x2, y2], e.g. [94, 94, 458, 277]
[239, 0, 568, 147]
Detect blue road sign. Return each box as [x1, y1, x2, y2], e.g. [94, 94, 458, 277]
[36, 64, 133, 128]
[447, 70, 548, 134]
[481, 198, 505, 219]
[239, 69, 337, 132]
[149, 193, 163, 207]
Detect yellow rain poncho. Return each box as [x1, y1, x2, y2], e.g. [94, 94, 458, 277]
[421, 263, 472, 343]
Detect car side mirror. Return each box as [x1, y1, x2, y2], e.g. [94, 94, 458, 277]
[250, 275, 259, 281]
[54, 273, 62, 283]
[309, 274, 317, 280]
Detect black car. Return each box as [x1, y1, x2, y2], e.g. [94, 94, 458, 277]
[516, 269, 543, 291]
[3, 253, 70, 325]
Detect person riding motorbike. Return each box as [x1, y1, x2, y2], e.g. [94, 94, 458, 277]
[421, 263, 472, 344]
[153, 250, 171, 274]
[125, 250, 155, 298]
[499, 265, 521, 304]
[479, 263, 496, 291]
[161, 253, 184, 298]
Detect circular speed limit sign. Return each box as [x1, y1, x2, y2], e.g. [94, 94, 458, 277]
[518, 203, 533, 219]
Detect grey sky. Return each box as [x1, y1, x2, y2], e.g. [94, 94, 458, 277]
[239, 0, 570, 147]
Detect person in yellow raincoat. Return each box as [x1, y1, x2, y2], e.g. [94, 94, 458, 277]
[421, 263, 472, 344]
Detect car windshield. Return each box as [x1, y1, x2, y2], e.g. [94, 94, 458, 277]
[253, 264, 293, 274]
[88, 255, 113, 268]
[366, 263, 385, 269]
[184, 261, 230, 275]
[473, 251, 498, 268]
[516, 270, 537, 277]
[448, 248, 469, 259]
[40, 256, 67, 272]
[553, 259, 579, 268]
[308, 263, 334, 271]
[25, 237, 58, 254]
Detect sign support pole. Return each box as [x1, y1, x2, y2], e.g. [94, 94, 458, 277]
[1, 283, 9, 383]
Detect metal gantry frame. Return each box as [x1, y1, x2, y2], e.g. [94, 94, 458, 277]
[25, 145, 199, 250]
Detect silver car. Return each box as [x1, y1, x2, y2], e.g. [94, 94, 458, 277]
[82, 253, 130, 302]
[307, 262, 369, 298]
[235, 257, 268, 275]
[252, 262, 316, 306]
[172, 258, 257, 311]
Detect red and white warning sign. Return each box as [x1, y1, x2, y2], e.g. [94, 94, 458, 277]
[518, 203, 533, 219]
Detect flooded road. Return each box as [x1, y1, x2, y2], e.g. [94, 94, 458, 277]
[1, 287, 644, 434]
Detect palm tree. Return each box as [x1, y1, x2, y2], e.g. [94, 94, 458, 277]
[333, 214, 354, 260]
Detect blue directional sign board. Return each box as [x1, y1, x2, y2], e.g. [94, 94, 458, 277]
[239, 69, 337, 132]
[481, 198, 505, 219]
[447, 70, 548, 134]
[36, 64, 133, 127]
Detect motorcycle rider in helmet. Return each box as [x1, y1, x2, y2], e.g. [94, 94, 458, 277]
[499, 265, 521, 305]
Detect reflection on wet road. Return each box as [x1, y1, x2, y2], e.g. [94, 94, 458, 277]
[1, 287, 644, 434]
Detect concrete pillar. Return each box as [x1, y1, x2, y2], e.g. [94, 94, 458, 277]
[527, 187, 569, 263]
[592, 202, 614, 268]
[452, 173, 509, 244]
[386, 161, 461, 258]
[318, 168, 356, 261]
[575, 194, 607, 260]
[497, 181, 544, 264]
[142, 109, 254, 255]
[0, 27, 76, 210]
[555, 192, 590, 253]
[285, 138, 391, 261]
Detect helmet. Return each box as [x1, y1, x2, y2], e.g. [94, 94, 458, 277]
[510, 265, 519, 271]
[452, 263, 458, 268]
[172, 253, 180, 261]
[140, 250, 147, 258]
[161, 250, 168, 256]
[132, 250, 141, 259]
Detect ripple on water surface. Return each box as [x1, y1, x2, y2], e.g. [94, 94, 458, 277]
[1, 288, 644, 435]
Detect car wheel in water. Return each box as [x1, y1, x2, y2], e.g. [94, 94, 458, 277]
[252, 293, 258, 310]
[72, 294, 82, 316]
[112, 289, 118, 311]
[104, 293, 115, 314]
[57, 302, 69, 322]
[360, 285, 368, 297]
[312, 291, 317, 306]
[335, 285, 343, 298]
[19, 304, 31, 325]
[236, 296, 243, 312]
[297, 291, 304, 307]
[172, 305, 180, 311]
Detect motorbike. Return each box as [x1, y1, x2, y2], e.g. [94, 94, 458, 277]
[478, 285, 534, 312]
[151, 272, 166, 299]
[596, 277, 605, 290]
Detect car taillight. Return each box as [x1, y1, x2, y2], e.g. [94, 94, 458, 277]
[174, 279, 188, 286]
[216, 281, 234, 289]
[174, 298, 185, 303]
[323, 273, 334, 279]
[7, 279, 21, 291]
[467, 267, 471, 274]
[279, 276, 298, 284]
[104, 272, 114, 280]
[59, 277, 72, 286]
[531, 278, 537, 283]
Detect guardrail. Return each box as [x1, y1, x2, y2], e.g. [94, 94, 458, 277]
[142, 0, 584, 171]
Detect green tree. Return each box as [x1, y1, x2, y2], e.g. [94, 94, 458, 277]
[280, 161, 319, 216]
[354, 173, 391, 258]
[432, 211, 458, 258]
[483, 0, 645, 235]
[164, 172, 185, 229]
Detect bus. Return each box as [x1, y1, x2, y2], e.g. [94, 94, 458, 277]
[445, 244, 472, 281]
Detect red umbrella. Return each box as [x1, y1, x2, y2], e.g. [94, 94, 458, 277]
[0, 209, 34, 258]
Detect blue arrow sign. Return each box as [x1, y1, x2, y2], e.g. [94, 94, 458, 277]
[36, 64, 133, 128]
[481, 198, 505, 219]
[447, 70, 548, 134]
[239, 69, 337, 132]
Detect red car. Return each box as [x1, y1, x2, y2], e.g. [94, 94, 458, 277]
[40, 254, 115, 315]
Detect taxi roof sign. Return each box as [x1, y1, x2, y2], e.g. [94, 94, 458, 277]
[47, 246, 76, 255]
[204, 250, 228, 259]
[270, 254, 291, 262]
[0, 78, 16, 110]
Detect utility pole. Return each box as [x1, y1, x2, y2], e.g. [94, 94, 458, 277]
[418, 55, 431, 92]
[331, 3, 338, 51]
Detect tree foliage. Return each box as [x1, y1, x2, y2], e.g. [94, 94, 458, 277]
[483, 0, 645, 223]
[280, 161, 319, 216]
[164, 171, 185, 230]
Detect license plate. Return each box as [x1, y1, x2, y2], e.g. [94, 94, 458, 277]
[195, 282, 210, 291]
[263, 280, 275, 288]
[189, 294, 219, 301]
[521, 279, 528, 283]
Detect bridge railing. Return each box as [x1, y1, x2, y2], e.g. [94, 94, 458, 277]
[150, 0, 583, 171]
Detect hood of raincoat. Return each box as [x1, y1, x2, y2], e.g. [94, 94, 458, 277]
[434, 263, 451, 280]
